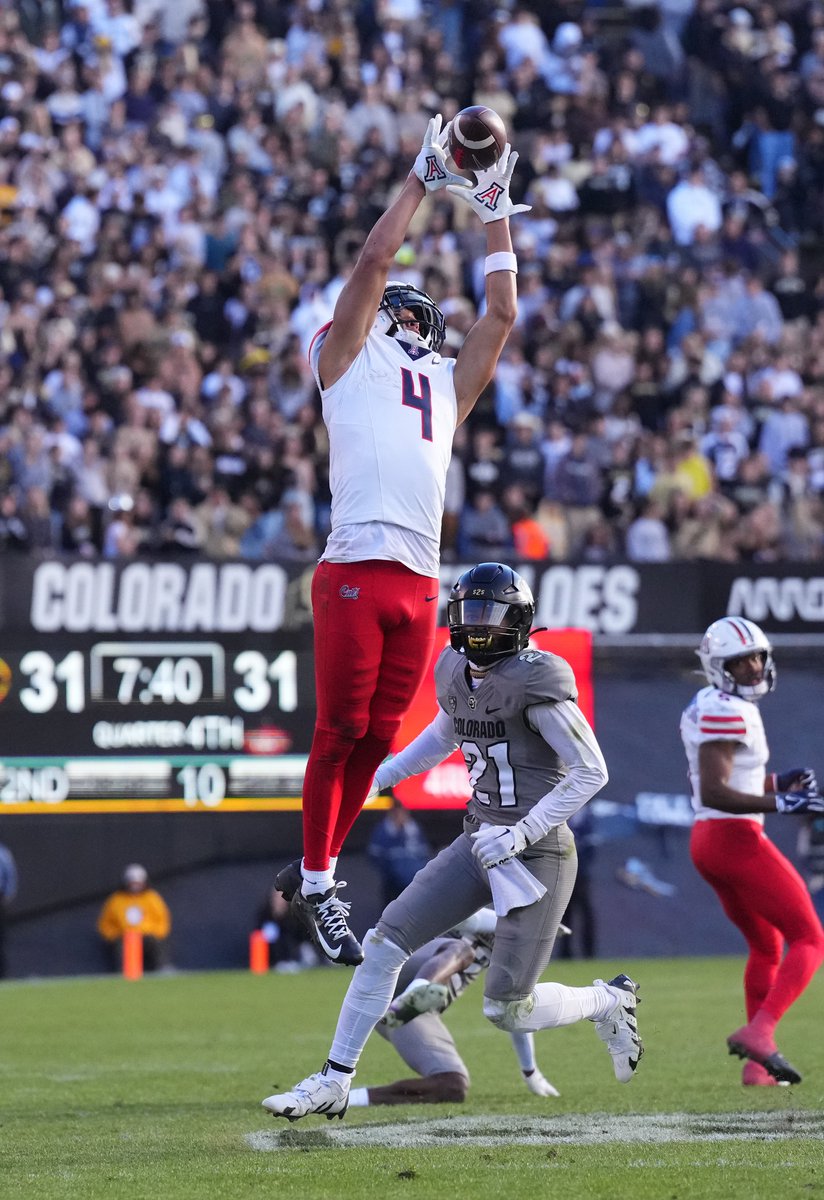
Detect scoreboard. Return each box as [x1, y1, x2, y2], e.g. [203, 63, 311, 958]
[0, 558, 318, 813]
[0, 557, 593, 815]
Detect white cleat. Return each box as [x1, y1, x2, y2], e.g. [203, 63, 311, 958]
[593, 973, 644, 1083]
[383, 982, 451, 1028]
[262, 1070, 350, 1122]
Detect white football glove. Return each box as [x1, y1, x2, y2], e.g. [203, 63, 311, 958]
[446, 144, 532, 223]
[413, 114, 473, 193]
[366, 775, 381, 800]
[470, 823, 529, 869]
[522, 1068, 560, 1098]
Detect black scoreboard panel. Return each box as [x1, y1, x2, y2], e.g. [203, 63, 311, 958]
[0, 559, 316, 813]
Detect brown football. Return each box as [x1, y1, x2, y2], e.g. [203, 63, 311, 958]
[448, 106, 506, 172]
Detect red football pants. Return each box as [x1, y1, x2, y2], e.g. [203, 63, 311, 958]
[690, 818, 824, 1022]
[301, 559, 438, 870]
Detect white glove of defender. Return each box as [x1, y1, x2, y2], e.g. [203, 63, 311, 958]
[446, 144, 532, 223]
[366, 776, 381, 800]
[470, 823, 529, 869]
[522, 1068, 560, 1098]
[413, 115, 473, 193]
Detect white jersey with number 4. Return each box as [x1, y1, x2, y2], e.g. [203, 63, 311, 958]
[309, 319, 458, 575]
[680, 685, 768, 824]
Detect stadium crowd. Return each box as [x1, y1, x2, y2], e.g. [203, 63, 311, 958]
[2, 0, 824, 564]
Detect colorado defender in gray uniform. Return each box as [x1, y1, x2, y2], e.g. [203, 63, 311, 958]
[263, 563, 644, 1122]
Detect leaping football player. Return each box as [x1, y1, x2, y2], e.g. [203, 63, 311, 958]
[277, 116, 532, 967]
[263, 563, 643, 1121]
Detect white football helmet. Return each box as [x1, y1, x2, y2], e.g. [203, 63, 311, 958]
[697, 616, 776, 699]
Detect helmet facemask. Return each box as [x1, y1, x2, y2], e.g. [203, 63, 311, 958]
[447, 563, 535, 668]
[379, 282, 446, 354]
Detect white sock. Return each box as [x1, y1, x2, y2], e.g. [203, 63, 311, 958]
[510, 1031, 537, 1072]
[300, 860, 334, 895]
[328, 929, 408, 1067]
[505, 982, 616, 1031]
[323, 1064, 354, 1086]
[348, 1087, 370, 1107]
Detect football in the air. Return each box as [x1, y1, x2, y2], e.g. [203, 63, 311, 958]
[448, 106, 507, 172]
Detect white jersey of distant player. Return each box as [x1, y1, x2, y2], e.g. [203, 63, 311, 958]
[309, 319, 458, 556]
[680, 685, 769, 824]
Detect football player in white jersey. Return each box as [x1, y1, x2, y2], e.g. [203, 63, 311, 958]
[279, 116, 533, 966]
[681, 616, 824, 1086]
[263, 563, 643, 1122]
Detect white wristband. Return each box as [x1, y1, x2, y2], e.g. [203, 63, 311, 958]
[484, 251, 518, 276]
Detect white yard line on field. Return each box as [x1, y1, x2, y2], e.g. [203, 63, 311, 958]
[248, 1111, 823, 1151]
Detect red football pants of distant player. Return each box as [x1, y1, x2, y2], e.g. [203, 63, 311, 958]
[691, 818, 824, 1022]
[301, 559, 439, 870]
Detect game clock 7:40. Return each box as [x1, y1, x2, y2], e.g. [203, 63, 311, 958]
[15, 642, 298, 714]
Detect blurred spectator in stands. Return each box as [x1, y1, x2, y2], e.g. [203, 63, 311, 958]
[463, 426, 504, 505]
[499, 412, 544, 506]
[60, 494, 100, 557]
[549, 431, 604, 557]
[254, 884, 318, 973]
[737, 499, 784, 561]
[0, 493, 30, 552]
[667, 162, 723, 247]
[625, 497, 672, 562]
[502, 482, 551, 561]
[458, 487, 512, 562]
[158, 495, 203, 557]
[757, 394, 810, 474]
[671, 491, 740, 560]
[97, 863, 172, 973]
[0, 841, 18, 979]
[261, 486, 319, 563]
[21, 486, 57, 552]
[368, 799, 433, 908]
[194, 485, 251, 558]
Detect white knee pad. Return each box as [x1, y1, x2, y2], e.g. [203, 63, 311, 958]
[359, 926, 409, 984]
[483, 992, 535, 1032]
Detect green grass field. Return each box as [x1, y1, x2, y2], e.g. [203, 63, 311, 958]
[3, 956, 823, 1200]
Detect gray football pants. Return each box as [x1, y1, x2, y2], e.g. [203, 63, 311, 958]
[377, 819, 577, 1002]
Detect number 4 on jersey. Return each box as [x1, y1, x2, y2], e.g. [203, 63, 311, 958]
[401, 368, 432, 441]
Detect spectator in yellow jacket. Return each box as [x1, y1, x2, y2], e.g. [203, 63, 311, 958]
[97, 864, 172, 972]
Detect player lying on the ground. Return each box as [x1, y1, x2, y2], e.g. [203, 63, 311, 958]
[262, 562, 642, 1122]
[349, 907, 561, 1107]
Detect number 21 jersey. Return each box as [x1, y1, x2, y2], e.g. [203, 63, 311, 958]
[434, 646, 579, 824]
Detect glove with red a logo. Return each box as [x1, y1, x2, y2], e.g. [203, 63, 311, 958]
[446, 144, 532, 223]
